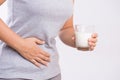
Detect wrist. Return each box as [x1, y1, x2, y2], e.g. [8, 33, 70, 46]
[12, 37, 25, 52]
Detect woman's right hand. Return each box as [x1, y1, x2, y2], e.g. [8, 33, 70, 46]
[0, 18, 50, 67]
[16, 37, 50, 67]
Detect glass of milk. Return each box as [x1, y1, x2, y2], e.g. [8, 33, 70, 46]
[75, 24, 95, 49]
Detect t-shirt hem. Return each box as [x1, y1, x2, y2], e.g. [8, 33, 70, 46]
[0, 70, 61, 80]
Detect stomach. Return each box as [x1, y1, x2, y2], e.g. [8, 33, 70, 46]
[0, 43, 59, 73]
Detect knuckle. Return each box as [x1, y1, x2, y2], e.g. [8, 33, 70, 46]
[43, 57, 47, 60]
[31, 59, 36, 64]
[41, 60, 45, 63]
[35, 57, 42, 62]
[40, 60, 46, 64]
[44, 57, 49, 61]
[42, 56, 47, 60]
[38, 54, 46, 61]
[42, 52, 50, 57]
[38, 58, 42, 63]
[89, 42, 92, 46]
[31, 59, 40, 67]
[40, 55, 44, 59]
[42, 61, 47, 65]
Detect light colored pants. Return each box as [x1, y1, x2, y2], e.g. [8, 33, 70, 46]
[0, 74, 61, 80]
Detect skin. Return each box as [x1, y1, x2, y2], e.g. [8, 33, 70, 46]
[0, 0, 98, 67]
[59, 16, 97, 51]
[0, 0, 5, 5]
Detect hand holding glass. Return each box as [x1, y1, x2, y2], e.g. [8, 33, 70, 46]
[75, 24, 95, 49]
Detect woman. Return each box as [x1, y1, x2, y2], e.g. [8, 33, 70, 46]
[0, 0, 98, 80]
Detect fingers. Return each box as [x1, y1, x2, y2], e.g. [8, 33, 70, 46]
[38, 53, 50, 62]
[35, 49, 50, 67]
[89, 33, 98, 43]
[35, 57, 48, 66]
[89, 46, 94, 51]
[31, 49, 50, 67]
[41, 50, 50, 57]
[23, 37, 51, 68]
[25, 37, 45, 45]
[88, 33, 98, 51]
[88, 42, 96, 47]
[31, 38, 50, 57]
[88, 38, 97, 43]
[35, 38, 45, 44]
[31, 53, 50, 67]
[30, 53, 50, 67]
[31, 59, 41, 67]
[33, 38, 50, 67]
[92, 33, 98, 38]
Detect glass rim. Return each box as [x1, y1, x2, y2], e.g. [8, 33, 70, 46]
[75, 24, 95, 27]
[74, 24, 95, 32]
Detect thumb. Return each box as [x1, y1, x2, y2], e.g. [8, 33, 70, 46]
[34, 38, 45, 45]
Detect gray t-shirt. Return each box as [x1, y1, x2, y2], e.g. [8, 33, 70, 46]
[0, 0, 73, 80]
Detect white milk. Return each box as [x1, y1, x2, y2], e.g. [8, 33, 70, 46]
[75, 32, 92, 48]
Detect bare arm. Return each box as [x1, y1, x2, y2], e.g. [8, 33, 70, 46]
[59, 16, 75, 48]
[0, 19, 25, 50]
[59, 16, 98, 51]
[0, 0, 5, 5]
[0, 0, 25, 50]
[0, 0, 27, 50]
[59, 1, 75, 47]
[0, 2, 50, 67]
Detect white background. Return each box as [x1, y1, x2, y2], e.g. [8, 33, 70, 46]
[0, 0, 120, 80]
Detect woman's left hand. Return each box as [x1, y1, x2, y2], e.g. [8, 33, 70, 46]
[72, 33, 98, 51]
[88, 33, 98, 51]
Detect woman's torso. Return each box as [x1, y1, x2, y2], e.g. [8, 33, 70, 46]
[0, 0, 73, 80]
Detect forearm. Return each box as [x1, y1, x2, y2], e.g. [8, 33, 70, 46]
[59, 26, 76, 48]
[0, 19, 24, 50]
[0, 0, 6, 5]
